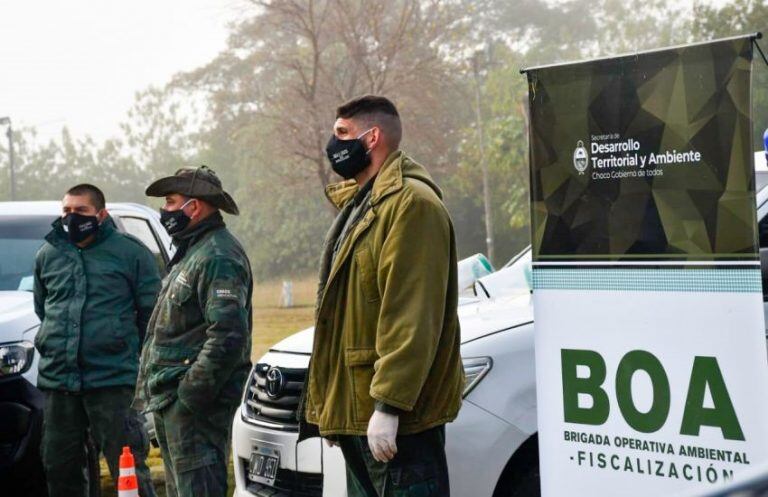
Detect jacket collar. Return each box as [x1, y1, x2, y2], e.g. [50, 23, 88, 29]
[45, 215, 117, 248]
[325, 150, 405, 210]
[168, 211, 226, 268]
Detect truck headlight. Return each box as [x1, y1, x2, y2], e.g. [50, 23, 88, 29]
[462, 356, 492, 398]
[0, 341, 34, 377]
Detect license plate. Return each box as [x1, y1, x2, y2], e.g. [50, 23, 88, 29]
[248, 446, 280, 486]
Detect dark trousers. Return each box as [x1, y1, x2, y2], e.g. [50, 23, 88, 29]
[41, 386, 156, 497]
[153, 398, 234, 497]
[338, 425, 450, 497]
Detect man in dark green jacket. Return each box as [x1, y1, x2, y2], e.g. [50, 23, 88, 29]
[33, 183, 160, 497]
[134, 166, 252, 497]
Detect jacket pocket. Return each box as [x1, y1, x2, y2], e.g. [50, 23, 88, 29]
[168, 280, 193, 306]
[151, 344, 200, 367]
[163, 280, 194, 336]
[346, 347, 379, 423]
[354, 246, 380, 303]
[147, 344, 200, 396]
[33, 321, 51, 354]
[34, 319, 63, 356]
[90, 317, 128, 354]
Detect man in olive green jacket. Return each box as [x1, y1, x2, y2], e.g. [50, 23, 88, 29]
[33, 184, 160, 497]
[134, 166, 252, 497]
[302, 95, 464, 497]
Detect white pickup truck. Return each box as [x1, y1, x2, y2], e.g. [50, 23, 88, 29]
[0, 201, 172, 497]
[231, 249, 538, 497]
[231, 158, 768, 497]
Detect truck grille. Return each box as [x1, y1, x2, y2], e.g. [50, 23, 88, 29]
[244, 363, 306, 430]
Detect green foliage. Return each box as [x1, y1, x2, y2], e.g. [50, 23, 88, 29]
[0, 127, 146, 203]
[223, 117, 333, 279]
[447, 47, 530, 264]
[691, 0, 768, 146]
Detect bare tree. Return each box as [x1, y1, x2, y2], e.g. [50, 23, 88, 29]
[175, 0, 470, 192]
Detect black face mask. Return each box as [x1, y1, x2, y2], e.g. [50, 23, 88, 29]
[63, 213, 99, 244]
[160, 199, 193, 236]
[325, 129, 373, 180]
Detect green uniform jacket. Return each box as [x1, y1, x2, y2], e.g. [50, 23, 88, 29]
[305, 151, 465, 436]
[133, 214, 253, 414]
[33, 217, 161, 392]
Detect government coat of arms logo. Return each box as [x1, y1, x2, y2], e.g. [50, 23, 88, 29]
[573, 140, 589, 174]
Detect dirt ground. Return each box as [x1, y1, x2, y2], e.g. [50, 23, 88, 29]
[100, 276, 317, 496]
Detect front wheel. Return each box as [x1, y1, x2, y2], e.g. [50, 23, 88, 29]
[493, 436, 540, 497]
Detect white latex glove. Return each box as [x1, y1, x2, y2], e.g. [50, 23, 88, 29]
[367, 411, 399, 462]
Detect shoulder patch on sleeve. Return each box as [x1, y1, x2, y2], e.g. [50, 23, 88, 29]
[214, 288, 240, 300]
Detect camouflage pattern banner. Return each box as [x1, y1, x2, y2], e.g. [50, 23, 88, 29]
[526, 36, 768, 496]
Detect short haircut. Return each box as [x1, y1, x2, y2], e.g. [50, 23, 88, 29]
[336, 95, 402, 149]
[66, 184, 106, 210]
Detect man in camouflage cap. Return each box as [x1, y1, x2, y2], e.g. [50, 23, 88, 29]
[133, 166, 252, 497]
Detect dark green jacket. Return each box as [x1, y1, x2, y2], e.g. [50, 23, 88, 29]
[33, 217, 161, 392]
[133, 214, 253, 413]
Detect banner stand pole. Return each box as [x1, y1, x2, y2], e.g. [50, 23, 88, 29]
[753, 37, 768, 67]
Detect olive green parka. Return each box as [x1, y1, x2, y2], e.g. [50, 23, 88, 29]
[304, 151, 464, 436]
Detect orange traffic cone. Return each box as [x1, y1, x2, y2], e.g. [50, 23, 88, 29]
[117, 446, 140, 497]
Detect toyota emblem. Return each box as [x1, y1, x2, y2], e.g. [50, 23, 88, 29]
[266, 367, 285, 399]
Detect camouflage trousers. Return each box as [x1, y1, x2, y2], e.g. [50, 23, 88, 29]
[338, 425, 449, 497]
[153, 398, 234, 497]
[41, 386, 156, 497]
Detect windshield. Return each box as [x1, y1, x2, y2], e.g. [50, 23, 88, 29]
[0, 216, 56, 291]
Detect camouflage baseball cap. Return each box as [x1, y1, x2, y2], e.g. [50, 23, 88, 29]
[145, 165, 239, 215]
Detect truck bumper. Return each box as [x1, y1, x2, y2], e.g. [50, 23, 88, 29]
[232, 406, 347, 497]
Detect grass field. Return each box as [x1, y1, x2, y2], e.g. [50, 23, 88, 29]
[100, 276, 317, 496]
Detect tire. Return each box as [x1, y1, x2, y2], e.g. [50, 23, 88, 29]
[1, 457, 48, 497]
[1, 405, 47, 497]
[2, 416, 101, 497]
[493, 436, 541, 497]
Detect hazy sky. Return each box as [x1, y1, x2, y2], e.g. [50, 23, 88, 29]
[0, 0, 245, 143]
[0, 0, 733, 146]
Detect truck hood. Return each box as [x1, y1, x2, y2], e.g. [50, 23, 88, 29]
[456, 291, 533, 343]
[0, 291, 40, 343]
[268, 291, 534, 355]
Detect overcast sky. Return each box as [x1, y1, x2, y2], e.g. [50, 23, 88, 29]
[0, 0, 732, 146]
[0, 0, 245, 143]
